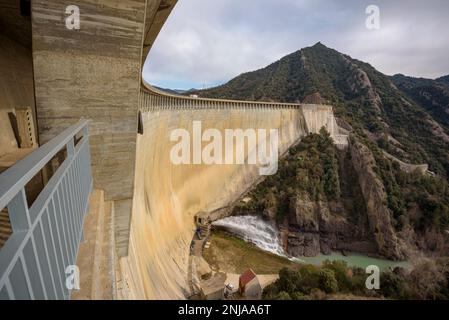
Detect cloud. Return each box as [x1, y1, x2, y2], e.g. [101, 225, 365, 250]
[143, 0, 449, 89]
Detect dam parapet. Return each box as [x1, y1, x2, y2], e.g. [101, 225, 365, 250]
[139, 82, 344, 138]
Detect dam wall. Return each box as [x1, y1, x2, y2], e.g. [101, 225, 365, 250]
[117, 87, 340, 299]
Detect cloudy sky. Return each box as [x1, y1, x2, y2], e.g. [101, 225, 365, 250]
[143, 0, 449, 90]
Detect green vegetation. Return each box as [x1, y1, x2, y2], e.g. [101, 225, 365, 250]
[263, 258, 449, 300]
[364, 135, 449, 232]
[392, 74, 449, 128]
[205, 230, 449, 300]
[199, 42, 449, 246]
[318, 268, 338, 293]
[233, 129, 341, 223]
[203, 231, 298, 274]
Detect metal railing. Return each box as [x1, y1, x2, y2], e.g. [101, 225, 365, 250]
[139, 80, 304, 112]
[0, 120, 92, 300]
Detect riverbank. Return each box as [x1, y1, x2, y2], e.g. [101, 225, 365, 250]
[210, 215, 411, 271]
[203, 231, 299, 274]
[205, 229, 411, 274]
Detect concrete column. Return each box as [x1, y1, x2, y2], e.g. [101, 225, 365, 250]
[32, 0, 147, 257]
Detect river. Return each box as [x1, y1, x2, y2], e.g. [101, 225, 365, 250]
[212, 215, 410, 271]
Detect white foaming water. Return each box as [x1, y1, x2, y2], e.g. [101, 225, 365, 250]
[211, 216, 410, 270]
[212, 215, 286, 256]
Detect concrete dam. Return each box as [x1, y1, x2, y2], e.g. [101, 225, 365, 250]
[0, 0, 346, 300]
[118, 84, 342, 299]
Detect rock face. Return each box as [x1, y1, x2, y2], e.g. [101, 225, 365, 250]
[274, 139, 407, 260]
[340, 54, 382, 113]
[302, 92, 326, 104]
[349, 141, 406, 260]
[286, 193, 320, 256]
[283, 192, 377, 258]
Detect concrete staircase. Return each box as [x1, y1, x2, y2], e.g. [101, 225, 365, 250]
[0, 108, 37, 173]
[0, 209, 12, 249]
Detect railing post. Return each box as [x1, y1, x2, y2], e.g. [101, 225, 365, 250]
[8, 189, 31, 232]
[82, 124, 89, 140]
[67, 139, 75, 158]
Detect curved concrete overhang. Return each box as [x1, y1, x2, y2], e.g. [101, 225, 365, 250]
[141, 0, 178, 66]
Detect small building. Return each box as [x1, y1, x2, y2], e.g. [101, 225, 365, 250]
[194, 212, 211, 239]
[238, 269, 263, 299]
[195, 211, 210, 226]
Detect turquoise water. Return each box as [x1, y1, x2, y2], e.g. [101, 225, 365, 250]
[213, 215, 411, 271]
[292, 252, 411, 271]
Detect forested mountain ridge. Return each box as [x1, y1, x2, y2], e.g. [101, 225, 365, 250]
[193, 43, 449, 258]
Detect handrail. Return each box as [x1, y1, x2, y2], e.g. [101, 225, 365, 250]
[141, 79, 303, 107]
[139, 80, 342, 143]
[0, 119, 93, 300]
[0, 120, 88, 210]
[140, 80, 335, 114]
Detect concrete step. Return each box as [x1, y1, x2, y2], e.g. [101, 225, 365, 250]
[0, 215, 10, 223]
[0, 225, 12, 234]
[0, 217, 11, 226]
[0, 220, 11, 227]
[71, 189, 114, 300]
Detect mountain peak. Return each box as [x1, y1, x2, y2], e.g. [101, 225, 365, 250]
[307, 42, 330, 51]
[312, 41, 325, 47]
[303, 42, 340, 57]
[193, 43, 355, 103]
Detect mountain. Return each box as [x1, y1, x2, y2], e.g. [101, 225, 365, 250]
[391, 74, 449, 127]
[153, 86, 195, 95]
[195, 43, 449, 259]
[195, 42, 449, 176]
[436, 75, 449, 86]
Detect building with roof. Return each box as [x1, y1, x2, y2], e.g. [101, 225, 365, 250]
[239, 269, 263, 299]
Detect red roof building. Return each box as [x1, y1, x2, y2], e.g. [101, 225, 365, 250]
[239, 269, 257, 294]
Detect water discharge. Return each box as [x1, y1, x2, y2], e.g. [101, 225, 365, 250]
[212, 215, 286, 256]
[212, 215, 411, 271]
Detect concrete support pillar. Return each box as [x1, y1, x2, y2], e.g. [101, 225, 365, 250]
[31, 0, 148, 257]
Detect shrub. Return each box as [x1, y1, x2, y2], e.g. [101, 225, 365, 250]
[319, 268, 338, 294]
[273, 291, 292, 300]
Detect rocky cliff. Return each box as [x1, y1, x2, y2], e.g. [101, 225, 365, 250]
[349, 141, 406, 260]
[232, 132, 404, 260]
[199, 43, 449, 260]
